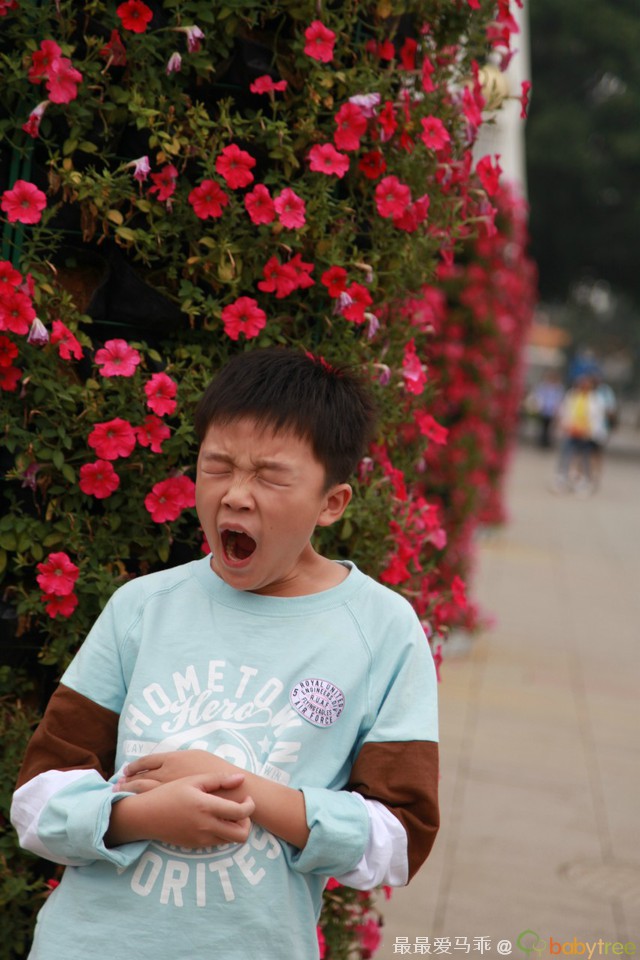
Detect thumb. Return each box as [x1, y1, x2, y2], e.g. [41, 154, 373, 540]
[196, 771, 245, 793]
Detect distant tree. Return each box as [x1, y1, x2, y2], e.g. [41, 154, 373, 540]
[526, 0, 640, 307]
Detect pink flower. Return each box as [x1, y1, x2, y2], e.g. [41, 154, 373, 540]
[356, 919, 382, 955]
[244, 184, 276, 225]
[88, 418, 137, 460]
[116, 0, 153, 33]
[333, 102, 367, 152]
[28, 40, 62, 84]
[451, 575, 468, 609]
[50, 319, 83, 360]
[377, 101, 397, 141]
[188, 179, 229, 219]
[303, 21, 336, 63]
[174, 24, 205, 53]
[520, 80, 532, 119]
[36, 551, 79, 597]
[308, 143, 349, 178]
[0, 290, 36, 334]
[144, 372, 178, 416]
[321, 266, 348, 297]
[45, 57, 83, 104]
[145, 475, 195, 523]
[79, 460, 120, 499]
[166, 52, 182, 74]
[250, 75, 287, 94]
[274, 188, 306, 228]
[374, 175, 411, 219]
[476, 154, 502, 197]
[288, 254, 315, 290]
[348, 92, 380, 118]
[22, 101, 49, 139]
[149, 164, 178, 202]
[221, 296, 267, 341]
[258, 257, 298, 299]
[341, 283, 372, 324]
[128, 155, 150, 183]
[215, 144, 256, 189]
[27, 317, 49, 346]
[95, 338, 141, 377]
[136, 415, 171, 453]
[420, 116, 451, 151]
[402, 338, 427, 395]
[0, 365, 21, 391]
[0, 261, 22, 290]
[41, 591, 78, 619]
[416, 411, 448, 445]
[1, 180, 47, 225]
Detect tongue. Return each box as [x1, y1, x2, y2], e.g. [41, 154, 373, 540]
[234, 532, 256, 559]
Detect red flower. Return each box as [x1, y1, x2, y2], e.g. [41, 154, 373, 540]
[144, 372, 178, 416]
[258, 257, 298, 299]
[244, 184, 276, 225]
[415, 411, 448, 445]
[358, 150, 386, 180]
[0, 364, 21, 391]
[402, 338, 427, 395]
[50, 319, 83, 360]
[374, 175, 411, 219]
[308, 144, 349, 178]
[95, 338, 141, 377]
[321, 266, 348, 297]
[342, 283, 372, 324]
[476, 154, 502, 197]
[422, 57, 436, 94]
[356, 919, 382, 955]
[393, 194, 430, 233]
[0, 290, 36, 335]
[88, 418, 137, 460]
[116, 0, 153, 33]
[22, 101, 48, 139]
[250, 75, 287, 94]
[0, 334, 18, 367]
[136, 415, 171, 453]
[303, 21, 336, 63]
[28, 40, 62, 84]
[377, 101, 397, 141]
[520, 80, 532, 119]
[145, 475, 195, 523]
[1, 180, 47, 225]
[79, 460, 120, 499]
[288, 254, 315, 290]
[333, 102, 367, 152]
[41, 591, 79, 619]
[215, 144, 256, 189]
[451, 575, 468, 609]
[399, 37, 418, 71]
[100, 29, 127, 67]
[36, 551, 79, 597]
[148, 164, 178, 202]
[274, 188, 306, 228]
[188, 179, 229, 219]
[420, 116, 451, 151]
[0, 261, 22, 290]
[221, 296, 267, 341]
[317, 926, 327, 960]
[46, 57, 83, 104]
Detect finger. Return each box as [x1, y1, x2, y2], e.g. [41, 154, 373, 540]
[218, 773, 245, 789]
[206, 795, 256, 822]
[124, 754, 165, 777]
[116, 778, 161, 794]
[211, 817, 253, 844]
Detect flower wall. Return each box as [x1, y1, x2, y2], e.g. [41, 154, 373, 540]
[0, 1, 533, 956]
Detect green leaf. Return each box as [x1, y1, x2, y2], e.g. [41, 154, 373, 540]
[52, 450, 64, 471]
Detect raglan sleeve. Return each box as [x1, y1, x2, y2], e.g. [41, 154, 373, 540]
[10, 589, 149, 869]
[287, 598, 439, 886]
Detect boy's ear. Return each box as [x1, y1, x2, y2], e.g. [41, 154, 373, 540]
[316, 483, 353, 528]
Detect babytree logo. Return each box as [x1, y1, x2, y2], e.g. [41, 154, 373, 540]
[549, 939, 636, 958]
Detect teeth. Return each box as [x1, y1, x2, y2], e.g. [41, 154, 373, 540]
[222, 530, 256, 561]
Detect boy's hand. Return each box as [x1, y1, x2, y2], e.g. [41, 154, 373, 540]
[107, 772, 255, 849]
[116, 750, 235, 793]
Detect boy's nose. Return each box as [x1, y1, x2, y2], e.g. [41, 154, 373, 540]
[221, 475, 254, 510]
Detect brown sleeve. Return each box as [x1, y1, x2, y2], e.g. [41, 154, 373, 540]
[16, 684, 119, 788]
[347, 739, 439, 881]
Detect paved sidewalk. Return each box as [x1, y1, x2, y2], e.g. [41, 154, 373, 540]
[378, 435, 640, 957]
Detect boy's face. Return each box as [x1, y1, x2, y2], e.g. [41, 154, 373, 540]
[196, 417, 351, 597]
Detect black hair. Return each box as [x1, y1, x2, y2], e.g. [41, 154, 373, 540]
[194, 347, 378, 487]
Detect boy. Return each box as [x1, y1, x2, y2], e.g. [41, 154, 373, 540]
[11, 347, 439, 959]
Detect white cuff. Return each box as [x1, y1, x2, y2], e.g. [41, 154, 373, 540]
[333, 796, 408, 889]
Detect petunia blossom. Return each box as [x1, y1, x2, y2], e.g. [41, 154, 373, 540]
[250, 75, 288, 95]
[402, 338, 427, 395]
[145, 475, 195, 523]
[36, 551, 79, 597]
[415, 411, 448, 445]
[348, 92, 380, 118]
[148, 164, 178, 203]
[99, 29, 127, 67]
[273, 188, 306, 229]
[1, 180, 47, 225]
[215, 144, 256, 189]
[28, 40, 62, 84]
[257, 257, 298, 298]
[308, 144, 349, 178]
[476, 154, 502, 197]
[116, 0, 153, 33]
[0, 334, 18, 367]
[144, 371, 178, 416]
[166, 52, 182, 74]
[50, 319, 83, 360]
[341, 283, 372, 324]
[136, 415, 171, 453]
[94, 338, 141, 377]
[333, 102, 367, 152]
[321, 266, 348, 297]
[173, 24, 204, 53]
[128, 155, 150, 183]
[287, 254, 315, 290]
[41, 591, 78, 619]
[22, 101, 49, 139]
[374, 175, 412, 219]
[88, 418, 137, 460]
[45, 57, 83, 104]
[303, 21, 336, 63]
[79, 460, 120, 499]
[244, 184, 276, 225]
[356, 919, 382, 955]
[0, 260, 22, 290]
[0, 290, 36, 335]
[27, 317, 49, 346]
[221, 296, 267, 341]
[188, 179, 229, 219]
[0, 364, 21, 391]
[420, 116, 451, 151]
[358, 150, 386, 180]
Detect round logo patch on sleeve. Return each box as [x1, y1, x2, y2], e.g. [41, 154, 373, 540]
[289, 678, 345, 728]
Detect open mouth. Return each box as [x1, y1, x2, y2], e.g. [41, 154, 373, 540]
[221, 529, 257, 562]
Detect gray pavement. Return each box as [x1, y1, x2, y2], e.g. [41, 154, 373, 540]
[378, 432, 640, 958]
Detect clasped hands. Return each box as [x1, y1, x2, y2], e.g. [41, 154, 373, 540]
[108, 750, 255, 851]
